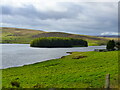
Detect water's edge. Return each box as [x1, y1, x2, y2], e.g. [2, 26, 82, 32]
[1, 44, 106, 69]
[1, 52, 71, 70]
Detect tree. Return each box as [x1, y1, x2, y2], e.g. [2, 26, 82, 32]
[116, 42, 120, 50]
[106, 40, 115, 50]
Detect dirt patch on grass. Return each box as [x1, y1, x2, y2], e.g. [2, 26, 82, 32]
[72, 56, 87, 59]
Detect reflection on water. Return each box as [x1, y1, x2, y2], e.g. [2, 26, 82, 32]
[1, 44, 106, 69]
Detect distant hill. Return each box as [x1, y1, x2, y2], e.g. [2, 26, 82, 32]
[0, 27, 45, 44]
[97, 35, 120, 38]
[0, 27, 110, 46]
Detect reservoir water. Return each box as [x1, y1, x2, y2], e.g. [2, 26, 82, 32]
[0, 44, 106, 69]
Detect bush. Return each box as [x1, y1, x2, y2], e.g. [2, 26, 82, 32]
[106, 40, 115, 50]
[11, 81, 20, 87]
[116, 41, 120, 50]
[30, 37, 88, 48]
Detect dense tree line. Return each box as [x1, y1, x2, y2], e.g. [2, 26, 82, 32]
[30, 37, 88, 48]
[106, 40, 120, 50]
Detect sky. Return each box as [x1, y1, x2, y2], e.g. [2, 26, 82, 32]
[0, 0, 119, 35]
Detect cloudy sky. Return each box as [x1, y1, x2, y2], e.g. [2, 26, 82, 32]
[0, 0, 118, 35]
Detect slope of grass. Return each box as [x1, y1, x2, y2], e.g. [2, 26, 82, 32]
[0, 27, 109, 45]
[0, 27, 45, 44]
[2, 51, 119, 88]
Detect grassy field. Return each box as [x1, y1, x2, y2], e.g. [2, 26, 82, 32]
[2, 51, 119, 88]
[0, 27, 110, 46]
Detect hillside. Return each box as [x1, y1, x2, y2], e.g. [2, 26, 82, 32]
[0, 27, 109, 45]
[0, 27, 45, 44]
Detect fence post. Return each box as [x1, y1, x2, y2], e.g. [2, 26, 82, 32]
[105, 74, 110, 89]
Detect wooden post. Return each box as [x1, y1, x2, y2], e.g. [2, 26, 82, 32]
[105, 74, 110, 89]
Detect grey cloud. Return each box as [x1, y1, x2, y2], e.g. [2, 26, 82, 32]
[1, 6, 12, 15]
[1, 2, 118, 35]
[1, 4, 80, 20]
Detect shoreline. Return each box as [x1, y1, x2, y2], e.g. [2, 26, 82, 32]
[1, 46, 106, 70]
[1, 52, 72, 70]
[3, 50, 103, 70]
[0, 43, 107, 46]
[1, 45, 106, 70]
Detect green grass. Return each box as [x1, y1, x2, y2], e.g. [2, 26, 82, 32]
[0, 27, 109, 45]
[2, 51, 119, 88]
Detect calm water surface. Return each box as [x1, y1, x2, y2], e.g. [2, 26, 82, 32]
[1, 44, 106, 69]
